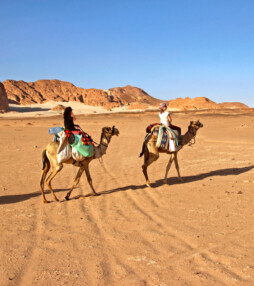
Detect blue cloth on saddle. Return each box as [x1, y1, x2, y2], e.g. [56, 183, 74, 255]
[70, 134, 94, 158]
[48, 126, 64, 135]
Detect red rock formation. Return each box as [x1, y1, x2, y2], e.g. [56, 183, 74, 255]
[0, 82, 10, 112]
[2, 79, 249, 111]
[168, 97, 218, 110]
[218, 102, 249, 109]
[167, 97, 249, 110]
[3, 80, 160, 108]
[51, 104, 66, 111]
[109, 85, 161, 106]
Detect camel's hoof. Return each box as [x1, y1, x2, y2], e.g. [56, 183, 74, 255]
[146, 182, 151, 188]
[55, 198, 59, 202]
[163, 179, 167, 184]
[65, 196, 70, 201]
[92, 192, 99, 196]
[43, 200, 50, 204]
[179, 178, 184, 183]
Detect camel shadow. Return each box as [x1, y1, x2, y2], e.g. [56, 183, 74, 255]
[80, 165, 254, 198]
[0, 189, 66, 205]
[1, 165, 253, 204]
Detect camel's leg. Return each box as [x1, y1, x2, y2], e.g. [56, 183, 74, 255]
[163, 154, 174, 184]
[40, 161, 50, 203]
[142, 153, 159, 187]
[84, 165, 98, 195]
[65, 167, 85, 200]
[45, 165, 63, 202]
[174, 152, 184, 182]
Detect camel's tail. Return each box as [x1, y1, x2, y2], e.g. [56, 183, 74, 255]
[139, 142, 146, 158]
[41, 149, 49, 170]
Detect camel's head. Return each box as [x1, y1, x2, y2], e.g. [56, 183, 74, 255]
[102, 126, 119, 137]
[189, 120, 203, 133]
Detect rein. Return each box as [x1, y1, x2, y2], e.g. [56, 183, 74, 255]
[100, 131, 112, 147]
[98, 131, 113, 163]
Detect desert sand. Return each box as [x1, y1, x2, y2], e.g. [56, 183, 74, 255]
[0, 109, 254, 286]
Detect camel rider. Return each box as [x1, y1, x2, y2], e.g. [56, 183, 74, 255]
[159, 103, 181, 135]
[64, 107, 80, 131]
[63, 107, 95, 147]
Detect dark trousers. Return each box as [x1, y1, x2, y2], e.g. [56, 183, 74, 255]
[169, 124, 181, 135]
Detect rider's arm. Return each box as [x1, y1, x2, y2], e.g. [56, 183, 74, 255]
[167, 113, 172, 123]
[71, 112, 76, 121]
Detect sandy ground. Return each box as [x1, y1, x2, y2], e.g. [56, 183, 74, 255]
[0, 101, 159, 118]
[0, 110, 254, 286]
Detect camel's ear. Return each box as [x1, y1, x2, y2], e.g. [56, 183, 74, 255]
[112, 125, 115, 133]
[190, 121, 193, 124]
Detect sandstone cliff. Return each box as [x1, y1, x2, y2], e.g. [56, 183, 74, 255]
[2, 79, 249, 111]
[3, 80, 158, 109]
[218, 102, 249, 109]
[109, 85, 161, 106]
[168, 97, 248, 110]
[0, 82, 10, 112]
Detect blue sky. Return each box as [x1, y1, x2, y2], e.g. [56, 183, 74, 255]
[0, 0, 254, 106]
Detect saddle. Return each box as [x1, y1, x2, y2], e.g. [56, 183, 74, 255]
[145, 123, 181, 152]
[55, 129, 95, 163]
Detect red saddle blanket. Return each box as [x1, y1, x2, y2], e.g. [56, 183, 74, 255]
[64, 130, 95, 146]
[146, 123, 161, 133]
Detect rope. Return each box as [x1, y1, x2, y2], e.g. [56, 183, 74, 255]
[188, 131, 196, 147]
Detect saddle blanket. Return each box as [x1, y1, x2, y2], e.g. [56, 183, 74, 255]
[156, 126, 180, 152]
[70, 134, 94, 159]
[56, 130, 94, 163]
[146, 123, 161, 133]
[57, 130, 72, 163]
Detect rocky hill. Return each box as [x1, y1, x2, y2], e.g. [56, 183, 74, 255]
[0, 82, 10, 112]
[2, 79, 249, 111]
[3, 80, 159, 109]
[217, 102, 249, 109]
[168, 97, 248, 111]
[109, 85, 161, 106]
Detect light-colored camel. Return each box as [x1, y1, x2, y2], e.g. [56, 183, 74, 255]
[40, 126, 119, 203]
[140, 120, 203, 187]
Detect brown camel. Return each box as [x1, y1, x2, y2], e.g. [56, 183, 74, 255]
[40, 126, 119, 203]
[140, 120, 203, 187]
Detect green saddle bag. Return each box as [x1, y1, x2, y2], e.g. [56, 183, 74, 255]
[70, 134, 94, 158]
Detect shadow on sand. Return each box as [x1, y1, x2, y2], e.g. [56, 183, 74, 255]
[1, 165, 253, 205]
[10, 105, 50, 113]
[78, 165, 254, 198]
[0, 189, 66, 205]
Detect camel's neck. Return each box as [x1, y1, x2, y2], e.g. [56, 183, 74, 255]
[94, 133, 111, 159]
[181, 128, 196, 146]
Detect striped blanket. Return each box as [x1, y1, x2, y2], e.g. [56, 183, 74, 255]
[156, 126, 180, 152]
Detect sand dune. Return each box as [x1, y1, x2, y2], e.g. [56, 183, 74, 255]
[0, 111, 254, 285]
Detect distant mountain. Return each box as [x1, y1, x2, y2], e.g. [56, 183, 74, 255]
[217, 102, 249, 109]
[3, 79, 160, 109]
[2, 79, 249, 111]
[0, 82, 10, 112]
[168, 97, 249, 110]
[109, 85, 161, 106]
